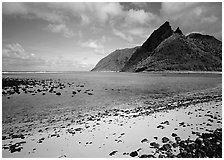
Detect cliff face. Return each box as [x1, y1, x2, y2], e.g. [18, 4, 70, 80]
[91, 46, 139, 71]
[91, 21, 222, 72]
[121, 21, 173, 72]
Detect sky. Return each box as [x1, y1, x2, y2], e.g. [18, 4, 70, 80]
[2, 2, 222, 71]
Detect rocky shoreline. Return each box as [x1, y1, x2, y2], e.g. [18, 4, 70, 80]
[2, 77, 222, 158]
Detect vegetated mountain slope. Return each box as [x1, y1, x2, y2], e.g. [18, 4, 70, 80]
[121, 21, 173, 72]
[91, 21, 222, 72]
[135, 32, 222, 72]
[91, 46, 139, 71]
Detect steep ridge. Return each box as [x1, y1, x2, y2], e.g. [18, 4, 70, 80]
[121, 21, 173, 72]
[135, 32, 222, 72]
[91, 21, 222, 72]
[91, 46, 139, 71]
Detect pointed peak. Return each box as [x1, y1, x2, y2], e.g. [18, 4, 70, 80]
[160, 21, 171, 28]
[153, 21, 173, 34]
[164, 21, 170, 25]
[174, 27, 183, 35]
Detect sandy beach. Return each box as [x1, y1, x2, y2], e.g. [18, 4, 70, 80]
[2, 72, 222, 158]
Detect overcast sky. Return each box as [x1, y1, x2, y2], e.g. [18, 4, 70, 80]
[2, 2, 222, 71]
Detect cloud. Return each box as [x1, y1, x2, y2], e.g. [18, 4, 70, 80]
[3, 2, 160, 27]
[45, 2, 124, 24]
[3, 43, 35, 60]
[160, 3, 221, 26]
[201, 15, 218, 23]
[79, 39, 107, 55]
[160, 2, 222, 39]
[80, 40, 103, 49]
[2, 2, 28, 15]
[112, 28, 133, 42]
[125, 9, 151, 24]
[49, 56, 94, 71]
[46, 23, 74, 38]
[3, 2, 65, 23]
[2, 43, 47, 70]
[127, 27, 153, 39]
[2, 43, 94, 71]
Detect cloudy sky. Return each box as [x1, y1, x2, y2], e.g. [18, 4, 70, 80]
[2, 2, 222, 71]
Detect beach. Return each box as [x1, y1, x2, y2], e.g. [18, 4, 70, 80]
[2, 72, 222, 158]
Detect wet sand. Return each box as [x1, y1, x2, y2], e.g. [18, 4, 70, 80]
[2, 72, 222, 158]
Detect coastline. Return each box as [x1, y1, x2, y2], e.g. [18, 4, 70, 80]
[90, 70, 222, 75]
[2, 82, 222, 158]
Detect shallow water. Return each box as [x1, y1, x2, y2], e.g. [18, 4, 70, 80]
[2, 72, 221, 121]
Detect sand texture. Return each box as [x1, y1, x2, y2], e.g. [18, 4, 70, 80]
[2, 72, 222, 158]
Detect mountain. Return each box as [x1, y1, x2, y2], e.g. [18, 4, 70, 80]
[121, 21, 173, 72]
[135, 32, 222, 72]
[91, 21, 222, 72]
[91, 46, 139, 71]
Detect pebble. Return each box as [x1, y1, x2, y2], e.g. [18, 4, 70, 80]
[109, 150, 118, 156]
[171, 133, 178, 137]
[162, 137, 170, 143]
[150, 142, 160, 148]
[130, 151, 138, 157]
[157, 125, 165, 129]
[141, 138, 149, 143]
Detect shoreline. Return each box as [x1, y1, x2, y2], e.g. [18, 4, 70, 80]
[2, 70, 222, 75]
[2, 84, 222, 158]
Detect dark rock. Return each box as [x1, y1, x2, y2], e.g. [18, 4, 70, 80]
[109, 150, 118, 156]
[179, 140, 187, 148]
[139, 154, 155, 158]
[174, 27, 183, 35]
[162, 137, 169, 143]
[150, 142, 160, 148]
[195, 138, 203, 146]
[51, 133, 59, 137]
[37, 137, 45, 143]
[72, 91, 76, 94]
[157, 125, 165, 129]
[171, 133, 178, 137]
[9, 144, 23, 153]
[161, 120, 170, 125]
[158, 154, 166, 158]
[160, 143, 172, 151]
[56, 92, 61, 96]
[172, 142, 178, 148]
[2, 136, 7, 140]
[12, 134, 25, 139]
[175, 136, 181, 142]
[179, 122, 185, 126]
[49, 88, 54, 93]
[201, 133, 213, 139]
[130, 151, 138, 157]
[58, 155, 67, 158]
[74, 128, 83, 132]
[141, 138, 149, 143]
